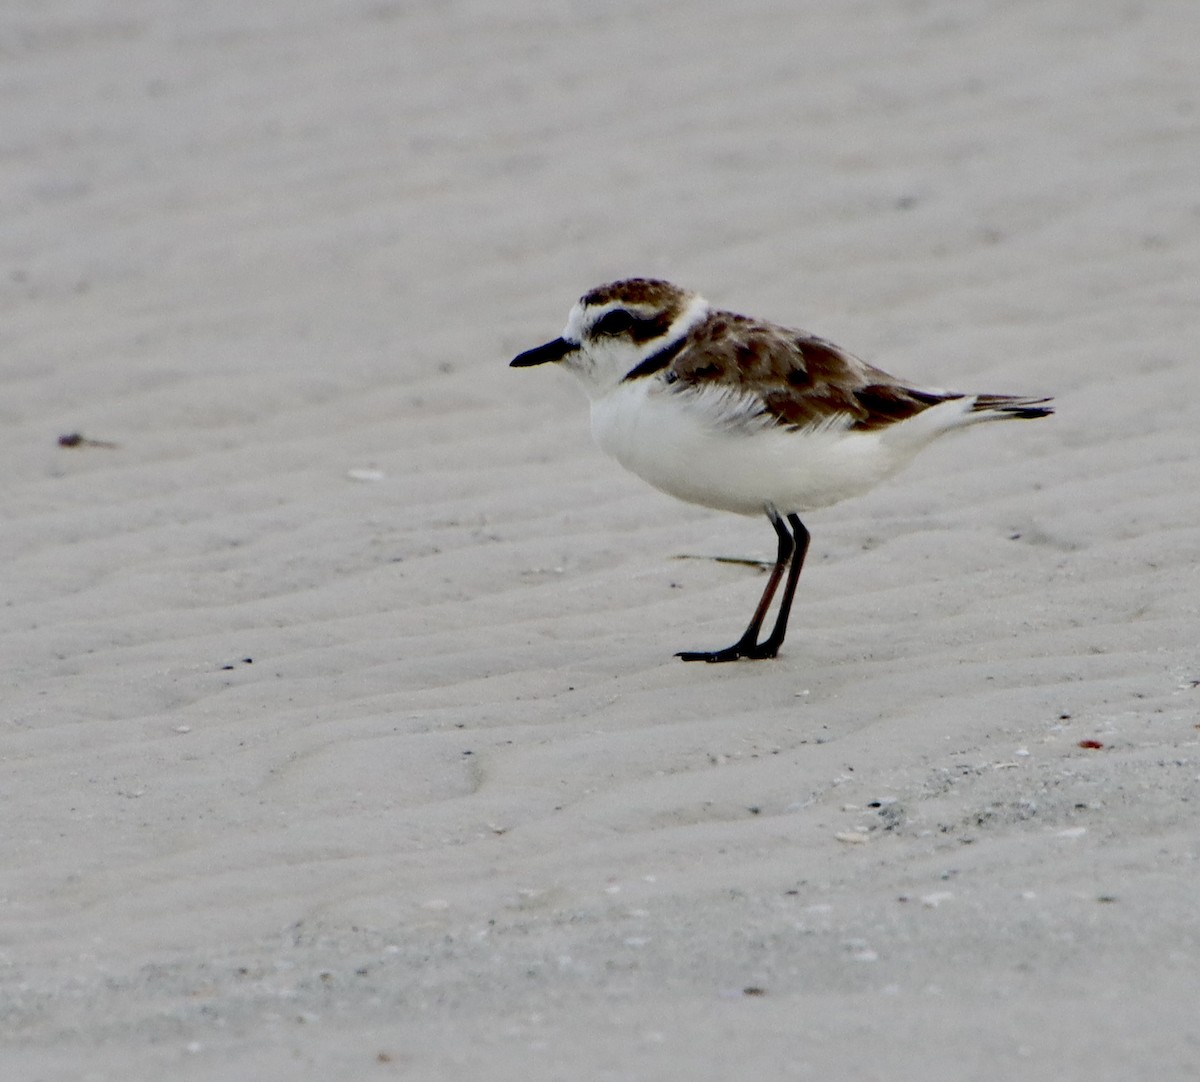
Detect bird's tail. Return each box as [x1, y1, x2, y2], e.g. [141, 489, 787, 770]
[969, 394, 1054, 420]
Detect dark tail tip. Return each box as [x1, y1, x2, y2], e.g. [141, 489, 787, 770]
[972, 394, 1054, 419]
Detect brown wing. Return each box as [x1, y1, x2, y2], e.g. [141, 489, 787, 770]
[665, 311, 957, 431]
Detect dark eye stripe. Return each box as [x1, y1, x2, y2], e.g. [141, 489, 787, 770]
[594, 309, 634, 336]
[627, 311, 673, 343]
[592, 308, 677, 343]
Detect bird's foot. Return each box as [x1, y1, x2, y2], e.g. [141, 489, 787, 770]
[675, 640, 780, 663]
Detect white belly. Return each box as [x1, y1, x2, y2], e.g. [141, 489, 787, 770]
[589, 380, 947, 517]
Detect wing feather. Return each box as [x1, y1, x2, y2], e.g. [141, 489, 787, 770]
[664, 312, 959, 432]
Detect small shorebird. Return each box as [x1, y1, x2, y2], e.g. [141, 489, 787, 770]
[512, 278, 1052, 663]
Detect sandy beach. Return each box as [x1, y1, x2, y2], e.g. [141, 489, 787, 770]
[4, 1, 1199, 1078]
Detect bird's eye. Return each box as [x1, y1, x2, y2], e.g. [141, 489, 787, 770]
[593, 309, 634, 336]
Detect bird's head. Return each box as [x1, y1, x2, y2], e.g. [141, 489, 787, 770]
[511, 278, 710, 397]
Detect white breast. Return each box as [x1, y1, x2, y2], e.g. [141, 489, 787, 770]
[589, 378, 966, 516]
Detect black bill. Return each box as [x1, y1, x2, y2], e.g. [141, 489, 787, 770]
[510, 337, 578, 367]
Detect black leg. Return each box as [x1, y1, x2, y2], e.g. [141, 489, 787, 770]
[677, 507, 806, 663]
[754, 514, 809, 658]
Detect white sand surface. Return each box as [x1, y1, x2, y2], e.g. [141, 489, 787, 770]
[4, 1, 1199, 1078]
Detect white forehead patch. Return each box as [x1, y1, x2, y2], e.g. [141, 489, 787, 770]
[563, 301, 588, 344]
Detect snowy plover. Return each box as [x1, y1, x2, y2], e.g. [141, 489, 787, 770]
[512, 278, 1052, 663]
